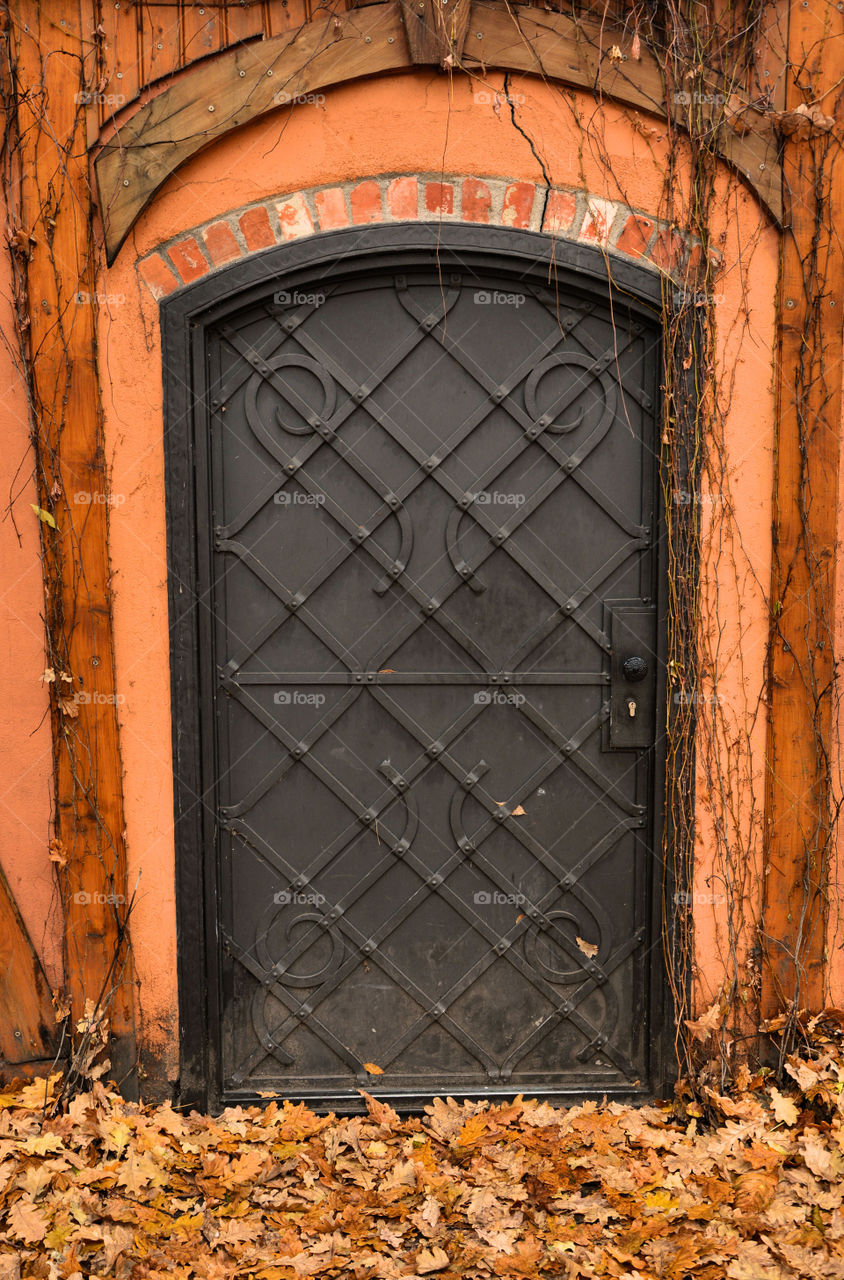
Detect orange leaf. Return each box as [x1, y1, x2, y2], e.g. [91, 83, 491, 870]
[363, 1062, 384, 1075]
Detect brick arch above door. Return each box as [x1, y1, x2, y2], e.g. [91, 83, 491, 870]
[137, 172, 708, 302]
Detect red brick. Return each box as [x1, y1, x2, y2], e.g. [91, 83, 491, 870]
[502, 182, 535, 229]
[239, 206, 275, 252]
[314, 187, 349, 230]
[615, 214, 655, 259]
[542, 190, 576, 236]
[425, 182, 453, 215]
[167, 237, 208, 283]
[202, 221, 241, 266]
[387, 176, 418, 219]
[651, 228, 685, 270]
[462, 178, 492, 223]
[276, 192, 314, 241]
[350, 181, 383, 224]
[138, 253, 179, 300]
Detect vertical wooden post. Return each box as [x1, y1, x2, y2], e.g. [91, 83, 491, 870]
[763, 1, 844, 1019]
[8, 0, 136, 1085]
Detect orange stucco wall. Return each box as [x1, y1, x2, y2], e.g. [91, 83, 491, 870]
[2, 68, 787, 1086]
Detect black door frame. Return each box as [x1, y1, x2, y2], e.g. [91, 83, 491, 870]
[161, 222, 684, 1112]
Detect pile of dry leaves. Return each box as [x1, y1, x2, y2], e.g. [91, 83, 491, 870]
[2, 1025, 844, 1279]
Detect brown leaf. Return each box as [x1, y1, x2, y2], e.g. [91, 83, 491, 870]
[8, 1198, 49, 1243]
[576, 936, 598, 959]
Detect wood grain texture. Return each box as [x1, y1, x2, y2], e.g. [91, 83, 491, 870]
[762, 0, 844, 1017]
[12, 0, 136, 1085]
[94, 0, 782, 262]
[0, 863, 60, 1064]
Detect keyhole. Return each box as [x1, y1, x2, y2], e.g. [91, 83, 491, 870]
[627, 699, 637, 718]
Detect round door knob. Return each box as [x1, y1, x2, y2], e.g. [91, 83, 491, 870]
[622, 655, 648, 682]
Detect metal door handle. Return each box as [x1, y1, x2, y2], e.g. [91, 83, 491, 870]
[622, 656, 649, 682]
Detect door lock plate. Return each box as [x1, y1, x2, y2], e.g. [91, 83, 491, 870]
[606, 603, 657, 750]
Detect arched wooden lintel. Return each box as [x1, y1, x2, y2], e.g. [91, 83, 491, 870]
[94, 0, 782, 264]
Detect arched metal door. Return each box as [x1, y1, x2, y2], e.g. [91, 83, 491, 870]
[164, 226, 668, 1110]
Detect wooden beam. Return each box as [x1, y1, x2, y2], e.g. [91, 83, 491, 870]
[11, 0, 137, 1085]
[399, 0, 471, 65]
[762, 1, 844, 1019]
[94, 0, 781, 262]
[0, 864, 61, 1064]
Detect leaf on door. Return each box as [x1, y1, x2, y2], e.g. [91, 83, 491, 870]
[576, 936, 598, 958]
[363, 1062, 384, 1075]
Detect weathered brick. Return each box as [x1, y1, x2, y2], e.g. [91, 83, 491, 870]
[425, 182, 453, 215]
[314, 187, 349, 230]
[462, 178, 492, 223]
[651, 227, 685, 270]
[202, 221, 241, 266]
[387, 176, 418, 219]
[501, 182, 534, 229]
[239, 206, 275, 251]
[579, 197, 619, 247]
[167, 237, 208, 283]
[139, 253, 179, 300]
[615, 214, 655, 259]
[350, 181, 383, 224]
[542, 190, 576, 236]
[276, 192, 315, 241]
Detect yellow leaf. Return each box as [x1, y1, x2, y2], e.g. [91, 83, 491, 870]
[363, 1062, 384, 1075]
[644, 1188, 678, 1211]
[770, 1086, 799, 1127]
[21, 1133, 64, 1156]
[576, 936, 598, 959]
[105, 1121, 133, 1153]
[31, 504, 56, 528]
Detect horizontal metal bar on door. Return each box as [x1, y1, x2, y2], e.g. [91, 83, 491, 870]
[226, 672, 612, 684]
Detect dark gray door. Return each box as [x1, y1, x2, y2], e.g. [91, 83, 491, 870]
[204, 247, 663, 1106]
